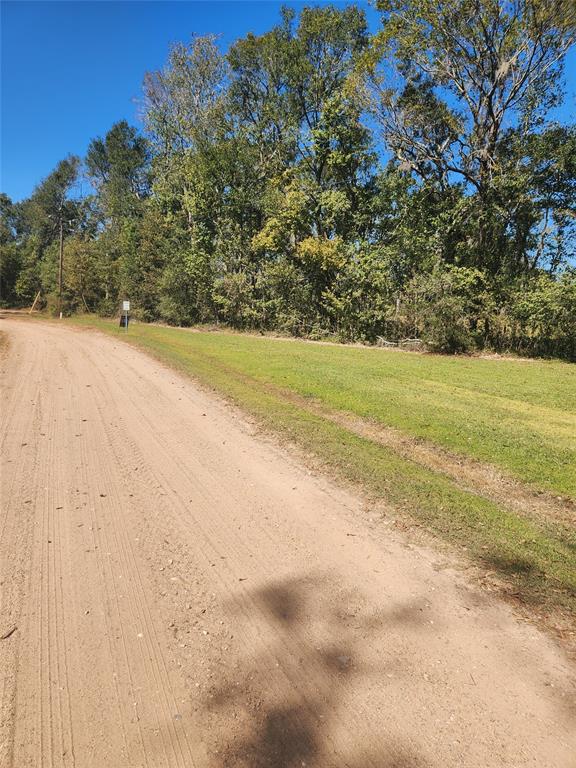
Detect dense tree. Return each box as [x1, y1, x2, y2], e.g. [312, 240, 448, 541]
[86, 120, 150, 222]
[84, 121, 152, 312]
[0, 194, 21, 303]
[13, 156, 81, 306]
[363, 0, 576, 273]
[2, 3, 575, 358]
[18, 156, 80, 245]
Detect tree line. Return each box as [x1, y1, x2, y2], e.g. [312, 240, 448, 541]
[2, 0, 576, 358]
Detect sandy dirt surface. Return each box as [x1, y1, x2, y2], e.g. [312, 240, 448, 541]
[1, 317, 574, 768]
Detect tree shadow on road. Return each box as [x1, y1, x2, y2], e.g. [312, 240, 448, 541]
[201, 573, 432, 768]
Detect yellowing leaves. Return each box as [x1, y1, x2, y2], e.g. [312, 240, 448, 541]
[296, 236, 346, 272]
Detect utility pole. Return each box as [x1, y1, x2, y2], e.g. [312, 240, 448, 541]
[58, 216, 63, 319]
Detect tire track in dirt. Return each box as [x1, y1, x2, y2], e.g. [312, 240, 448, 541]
[2, 322, 205, 768]
[1, 317, 575, 768]
[0, 335, 45, 767]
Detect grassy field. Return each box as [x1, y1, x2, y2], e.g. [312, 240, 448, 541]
[69, 316, 576, 623]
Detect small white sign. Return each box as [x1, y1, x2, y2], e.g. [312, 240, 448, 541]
[122, 300, 130, 311]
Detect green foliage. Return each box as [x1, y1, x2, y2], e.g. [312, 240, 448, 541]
[256, 257, 317, 334]
[406, 263, 493, 352]
[86, 120, 150, 222]
[158, 238, 214, 326]
[62, 236, 104, 313]
[0, 241, 21, 305]
[323, 243, 394, 340]
[366, 0, 576, 274]
[18, 156, 81, 247]
[15, 236, 43, 302]
[508, 271, 576, 359]
[0, 194, 21, 304]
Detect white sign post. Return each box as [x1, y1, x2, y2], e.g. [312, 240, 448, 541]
[121, 300, 130, 331]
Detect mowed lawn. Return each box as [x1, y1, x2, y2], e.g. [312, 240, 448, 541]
[69, 316, 576, 617]
[211, 334, 572, 497]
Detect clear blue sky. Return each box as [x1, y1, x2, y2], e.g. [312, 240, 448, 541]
[1, 0, 575, 202]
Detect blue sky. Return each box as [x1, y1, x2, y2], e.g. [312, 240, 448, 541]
[1, 0, 575, 202]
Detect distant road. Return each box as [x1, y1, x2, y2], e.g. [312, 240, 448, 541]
[1, 317, 574, 768]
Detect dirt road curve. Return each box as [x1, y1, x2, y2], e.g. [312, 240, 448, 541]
[1, 318, 574, 768]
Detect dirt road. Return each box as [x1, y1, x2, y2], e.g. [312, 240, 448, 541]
[1, 317, 574, 768]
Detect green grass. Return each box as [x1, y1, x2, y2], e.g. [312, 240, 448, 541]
[68, 316, 576, 617]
